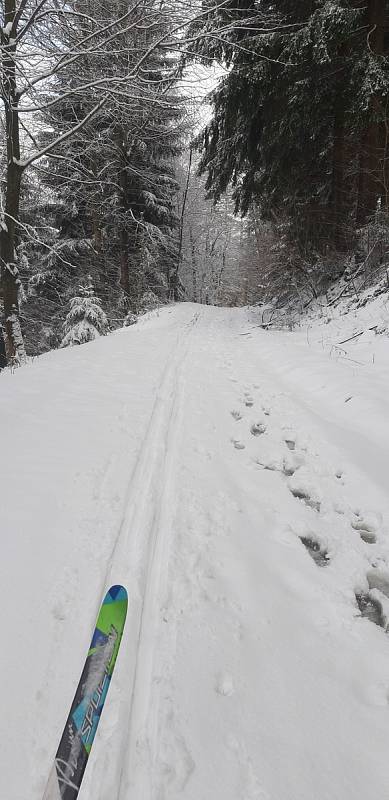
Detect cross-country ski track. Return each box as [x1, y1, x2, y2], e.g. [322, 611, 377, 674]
[2, 303, 389, 800]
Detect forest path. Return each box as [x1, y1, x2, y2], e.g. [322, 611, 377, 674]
[1, 304, 389, 800]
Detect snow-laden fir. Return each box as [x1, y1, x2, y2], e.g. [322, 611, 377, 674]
[1, 301, 389, 800]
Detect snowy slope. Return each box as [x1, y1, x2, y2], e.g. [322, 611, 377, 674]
[1, 302, 389, 800]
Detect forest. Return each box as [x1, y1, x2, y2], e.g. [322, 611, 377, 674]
[0, 0, 389, 364]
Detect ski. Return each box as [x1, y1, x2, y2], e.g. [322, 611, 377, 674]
[43, 585, 128, 800]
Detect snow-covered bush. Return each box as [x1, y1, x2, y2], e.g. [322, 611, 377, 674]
[124, 311, 138, 327]
[139, 290, 160, 313]
[375, 322, 389, 336]
[61, 285, 108, 347]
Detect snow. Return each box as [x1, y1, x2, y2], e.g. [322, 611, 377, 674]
[2, 301, 389, 800]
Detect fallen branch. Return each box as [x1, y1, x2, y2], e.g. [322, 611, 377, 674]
[338, 331, 364, 345]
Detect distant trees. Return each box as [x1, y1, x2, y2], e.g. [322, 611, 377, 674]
[177, 151, 245, 305]
[191, 1, 389, 260]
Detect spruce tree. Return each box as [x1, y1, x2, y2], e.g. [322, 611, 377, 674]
[61, 283, 108, 347]
[191, 1, 389, 256]
[37, 0, 183, 316]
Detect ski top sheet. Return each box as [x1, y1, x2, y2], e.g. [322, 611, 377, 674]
[43, 585, 128, 800]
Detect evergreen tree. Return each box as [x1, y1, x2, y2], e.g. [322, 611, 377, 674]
[61, 283, 108, 347]
[3, 0, 186, 359]
[36, 0, 183, 321]
[191, 1, 389, 257]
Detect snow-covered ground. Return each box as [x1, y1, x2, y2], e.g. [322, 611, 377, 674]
[2, 301, 389, 800]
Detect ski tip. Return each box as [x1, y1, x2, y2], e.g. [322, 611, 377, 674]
[106, 585, 128, 603]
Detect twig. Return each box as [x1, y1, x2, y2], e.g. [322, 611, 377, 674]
[338, 331, 364, 345]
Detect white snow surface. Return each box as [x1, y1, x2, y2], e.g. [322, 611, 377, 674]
[2, 301, 389, 800]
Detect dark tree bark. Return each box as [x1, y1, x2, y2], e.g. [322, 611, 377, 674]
[0, 0, 26, 363]
[116, 127, 131, 298]
[329, 30, 357, 254]
[119, 228, 130, 295]
[356, 0, 386, 225]
[173, 147, 193, 301]
[189, 226, 198, 302]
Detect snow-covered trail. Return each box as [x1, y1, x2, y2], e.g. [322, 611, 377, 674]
[1, 304, 389, 800]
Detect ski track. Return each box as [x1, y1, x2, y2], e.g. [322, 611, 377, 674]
[2, 304, 389, 800]
[81, 309, 200, 800]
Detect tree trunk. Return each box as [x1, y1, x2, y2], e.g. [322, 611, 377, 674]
[189, 226, 198, 302]
[0, 0, 26, 363]
[116, 126, 131, 299]
[119, 228, 130, 296]
[356, 0, 386, 225]
[173, 147, 193, 301]
[331, 101, 350, 250]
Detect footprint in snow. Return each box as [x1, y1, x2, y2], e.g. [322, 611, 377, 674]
[282, 451, 305, 476]
[291, 489, 321, 512]
[243, 393, 254, 407]
[282, 427, 299, 452]
[231, 438, 246, 450]
[288, 472, 322, 512]
[355, 592, 385, 629]
[253, 440, 285, 472]
[250, 422, 267, 437]
[355, 569, 389, 632]
[231, 409, 243, 421]
[289, 476, 321, 511]
[255, 456, 283, 472]
[300, 536, 329, 567]
[352, 511, 382, 544]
